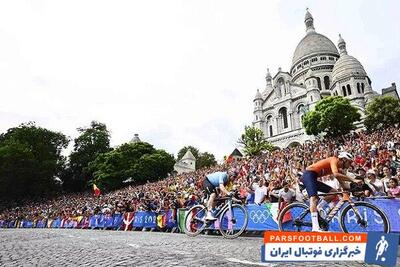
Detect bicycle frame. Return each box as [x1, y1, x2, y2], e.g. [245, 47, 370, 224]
[210, 196, 237, 222]
[297, 192, 362, 226]
[321, 192, 347, 222]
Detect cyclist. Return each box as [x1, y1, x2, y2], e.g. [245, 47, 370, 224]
[301, 151, 359, 231]
[203, 170, 238, 221]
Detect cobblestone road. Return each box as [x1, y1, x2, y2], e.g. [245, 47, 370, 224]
[0, 229, 396, 266]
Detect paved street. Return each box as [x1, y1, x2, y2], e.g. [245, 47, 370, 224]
[0, 229, 395, 266]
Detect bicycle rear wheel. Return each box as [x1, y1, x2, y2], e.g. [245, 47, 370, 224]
[340, 202, 390, 233]
[278, 202, 313, 232]
[183, 205, 207, 237]
[218, 204, 248, 239]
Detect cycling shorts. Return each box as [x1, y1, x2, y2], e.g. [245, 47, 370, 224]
[300, 170, 332, 197]
[203, 178, 218, 195]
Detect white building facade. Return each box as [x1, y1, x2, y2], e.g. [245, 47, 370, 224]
[253, 9, 398, 148]
[174, 149, 196, 174]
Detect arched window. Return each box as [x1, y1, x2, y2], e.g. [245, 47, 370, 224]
[279, 107, 288, 129]
[357, 83, 361, 93]
[277, 78, 285, 96]
[310, 95, 313, 102]
[316, 77, 322, 90]
[297, 104, 305, 114]
[324, 76, 330, 90]
[347, 84, 352, 95]
[342, 86, 347, 96]
[361, 83, 365, 93]
[297, 104, 305, 129]
[266, 115, 273, 137]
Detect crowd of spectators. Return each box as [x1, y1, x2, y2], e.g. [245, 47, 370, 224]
[1, 127, 400, 224]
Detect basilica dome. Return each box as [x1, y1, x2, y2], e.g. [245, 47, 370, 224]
[332, 35, 367, 82]
[292, 32, 339, 65]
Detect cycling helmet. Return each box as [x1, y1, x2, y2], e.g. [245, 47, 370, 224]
[338, 151, 353, 161]
[228, 169, 238, 178]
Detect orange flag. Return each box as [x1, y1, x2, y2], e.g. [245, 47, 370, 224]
[93, 184, 101, 197]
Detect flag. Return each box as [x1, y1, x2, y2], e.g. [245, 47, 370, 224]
[157, 214, 167, 229]
[93, 184, 101, 197]
[278, 201, 292, 223]
[226, 155, 234, 164]
[122, 212, 134, 231]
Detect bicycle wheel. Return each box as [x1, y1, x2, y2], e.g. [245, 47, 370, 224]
[340, 202, 390, 233]
[183, 205, 207, 237]
[218, 204, 248, 239]
[278, 202, 313, 232]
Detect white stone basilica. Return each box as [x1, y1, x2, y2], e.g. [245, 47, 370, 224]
[252, 9, 398, 148]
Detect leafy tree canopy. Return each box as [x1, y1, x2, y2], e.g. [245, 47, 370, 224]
[302, 96, 361, 137]
[237, 126, 273, 156]
[62, 121, 111, 191]
[89, 142, 174, 190]
[364, 96, 400, 132]
[0, 122, 69, 200]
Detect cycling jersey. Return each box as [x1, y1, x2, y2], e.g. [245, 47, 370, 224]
[206, 172, 228, 187]
[306, 157, 340, 177]
[301, 157, 341, 197]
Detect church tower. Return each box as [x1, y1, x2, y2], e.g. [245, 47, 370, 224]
[253, 89, 264, 129]
[331, 34, 373, 115]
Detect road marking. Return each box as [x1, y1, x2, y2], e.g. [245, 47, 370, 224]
[225, 258, 275, 266]
[127, 243, 140, 248]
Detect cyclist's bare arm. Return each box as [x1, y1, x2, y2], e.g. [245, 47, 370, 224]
[219, 184, 230, 195]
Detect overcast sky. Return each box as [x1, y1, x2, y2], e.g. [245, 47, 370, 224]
[0, 0, 399, 160]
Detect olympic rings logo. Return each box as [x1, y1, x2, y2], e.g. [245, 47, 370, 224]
[249, 210, 271, 223]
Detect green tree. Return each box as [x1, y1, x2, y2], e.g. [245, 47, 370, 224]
[302, 96, 361, 137]
[237, 126, 273, 156]
[62, 121, 111, 191]
[89, 142, 174, 190]
[0, 122, 69, 200]
[197, 152, 217, 169]
[364, 96, 400, 131]
[177, 146, 217, 169]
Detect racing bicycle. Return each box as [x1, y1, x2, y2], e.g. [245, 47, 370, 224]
[183, 191, 248, 239]
[278, 191, 391, 233]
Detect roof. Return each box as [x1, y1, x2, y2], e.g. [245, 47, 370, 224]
[182, 149, 196, 161]
[131, 133, 141, 143]
[292, 31, 339, 66]
[332, 54, 367, 82]
[382, 83, 399, 99]
[254, 89, 262, 100]
[230, 148, 243, 157]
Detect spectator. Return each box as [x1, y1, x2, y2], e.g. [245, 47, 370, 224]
[350, 177, 373, 197]
[248, 178, 268, 205]
[387, 178, 400, 198]
[273, 182, 296, 204]
[323, 175, 341, 190]
[366, 169, 386, 196]
[382, 167, 392, 192]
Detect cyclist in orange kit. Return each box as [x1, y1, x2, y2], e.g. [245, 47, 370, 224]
[301, 152, 358, 231]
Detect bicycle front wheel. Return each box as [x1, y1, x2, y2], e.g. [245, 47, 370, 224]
[218, 204, 248, 239]
[340, 202, 390, 233]
[183, 205, 207, 237]
[278, 202, 312, 232]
